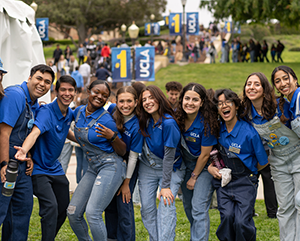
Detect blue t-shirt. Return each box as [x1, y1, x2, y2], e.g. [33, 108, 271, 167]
[183, 112, 217, 156]
[74, 105, 121, 153]
[146, 114, 181, 164]
[0, 81, 39, 127]
[218, 119, 268, 174]
[289, 87, 300, 120]
[31, 99, 73, 175]
[122, 115, 143, 153]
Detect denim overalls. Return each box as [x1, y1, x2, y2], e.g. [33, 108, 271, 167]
[0, 86, 34, 241]
[212, 143, 258, 241]
[252, 115, 300, 241]
[180, 136, 214, 241]
[138, 140, 185, 241]
[67, 108, 126, 241]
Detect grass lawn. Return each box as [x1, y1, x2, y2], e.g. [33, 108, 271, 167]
[26, 198, 279, 241]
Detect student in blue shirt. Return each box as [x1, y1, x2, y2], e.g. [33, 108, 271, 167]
[103, 86, 143, 241]
[67, 80, 126, 241]
[270, 66, 300, 240]
[14, 75, 76, 241]
[208, 89, 269, 241]
[0, 64, 54, 241]
[175, 83, 219, 241]
[138, 85, 185, 241]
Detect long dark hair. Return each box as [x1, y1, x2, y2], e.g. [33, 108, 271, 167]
[271, 66, 298, 123]
[113, 86, 138, 132]
[241, 72, 277, 121]
[176, 83, 219, 137]
[138, 85, 178, 137]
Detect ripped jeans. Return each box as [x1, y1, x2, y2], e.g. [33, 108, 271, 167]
[67, 154, 126, 241]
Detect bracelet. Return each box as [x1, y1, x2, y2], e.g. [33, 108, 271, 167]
[191, 172, 199, 180]
[109, 132, 118, 143]
[1, 161, 8, 169]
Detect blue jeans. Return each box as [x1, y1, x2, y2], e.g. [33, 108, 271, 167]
[58, 142, 73, 173]
[138, 161, 185, 241]
[67, 156, 126, 241]
[75, 146, 88, 183]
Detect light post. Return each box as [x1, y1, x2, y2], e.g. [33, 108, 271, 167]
[181, 0, 187, 61]
[30, 1, 38, 12]
[128, 21, 139, 81]
[150, 14, 155, 43]
[121, 24, 127, 42]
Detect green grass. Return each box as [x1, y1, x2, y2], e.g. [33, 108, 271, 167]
[25, 198, 278, 240]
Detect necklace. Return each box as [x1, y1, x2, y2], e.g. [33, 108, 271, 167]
[86, 108, 94, 115]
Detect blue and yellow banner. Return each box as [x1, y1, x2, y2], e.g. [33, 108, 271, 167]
[224, 21, 231, 33]
[144, 23, 160, 36]
[111, 47, 132, 82]
[169, 13, 182, 35]
[186, 13, 199, 35]
[36, 18, 49, 41]
[135, 47, 155, 81]
[164, 16, 169, 27]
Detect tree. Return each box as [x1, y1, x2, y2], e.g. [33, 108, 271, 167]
[24, 0, 167, 44]
[200, 0, 300, 26]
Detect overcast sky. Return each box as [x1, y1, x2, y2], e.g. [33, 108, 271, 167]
[163, 0, 215, 27]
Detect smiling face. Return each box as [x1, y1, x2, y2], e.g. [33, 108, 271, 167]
[27, 70, 52, 102]
[182, 90, 202, 115]
[117, 92, 137, 116]
[217, 94, 237, 124]
[274, 70, 298, 98]
[167, 90, 180, 105]
[88, 84, 109, 110]
[57, 82, 75, 108]
[142, 90, 159, 117]
[245, 75, 264, 102]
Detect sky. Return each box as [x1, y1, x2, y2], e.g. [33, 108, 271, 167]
[163, 0, 215, 28]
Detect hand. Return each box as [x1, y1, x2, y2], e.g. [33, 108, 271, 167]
[25, 158, 34, 176]
[117, 179, 131, 204]
[158, 188, 174, 206]
[95, 123, 115, 140]
[1, 165, 7, 183]
[186, 177, 197, 190]
[14, 146, 31, 162]
[208, 163, 222, 179]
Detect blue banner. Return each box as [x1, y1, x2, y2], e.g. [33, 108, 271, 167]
[36, 18, 49, 41]
[224, 21, 231, 33]
[186, 12, 199, 35]
[111, 47, 132, 82]
[164, 16, 169, 27]
[169, 13, 182, 35]
[144, 23, 160, 36]
[135, 47, 155, 81]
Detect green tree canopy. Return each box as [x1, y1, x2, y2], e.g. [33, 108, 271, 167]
[200, 0, 300, 26]
[24, 0, 166, 44]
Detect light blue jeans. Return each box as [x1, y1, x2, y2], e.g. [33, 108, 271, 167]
[67, 156, 126, 241]
[138, 161, 185, 241]
[58, 142, 73, 173]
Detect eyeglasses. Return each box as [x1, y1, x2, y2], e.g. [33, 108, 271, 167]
[217, 100, 233, 109]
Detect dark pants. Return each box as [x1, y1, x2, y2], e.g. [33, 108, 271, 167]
[105, 164, 138, 241]
[78, 56, 84, 65]
[258, 164, 278, 218]
[32, 174, 69, 241]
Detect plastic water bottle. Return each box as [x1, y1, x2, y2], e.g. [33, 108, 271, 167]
[210, 149, 225, 170]
[2, 159, 19, 197]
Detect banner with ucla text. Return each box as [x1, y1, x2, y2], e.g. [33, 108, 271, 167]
[36, 18, 49, 41]
[112, 47, 132, 82]
[169, 13, 182, 35]
[144, 23, 160, 36]
[135, 47, 155, 81]
[186, 13, 199, 35]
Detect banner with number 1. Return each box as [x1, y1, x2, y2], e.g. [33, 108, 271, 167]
[169, 13, 182, 35]
[111, 47, 132, 82]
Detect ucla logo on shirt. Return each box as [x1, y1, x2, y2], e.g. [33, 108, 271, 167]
[124, 130, 131, 137]
[230, 142, 241, 149]
[157, 125, 162, 130]
[229, 142, 241, 154]
[190, 132, 200, 138]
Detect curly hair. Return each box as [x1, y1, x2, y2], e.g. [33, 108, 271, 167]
[113, 86, 138, 133]
[213, 89, 244, 123]
[271, 66, 299, 123]
[165, 81, 183, 92]
[137, 85, 178, 137]
[175, 83, 219, 137]
[241, 72, 277, 121]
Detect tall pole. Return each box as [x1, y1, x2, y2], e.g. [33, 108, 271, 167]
[150, 21, 153, 43]
[182, 3, 186, 61]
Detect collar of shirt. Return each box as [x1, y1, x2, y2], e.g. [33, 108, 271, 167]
[51, 99, 70, 121]
[220, 119, 242, 138]
[186, 111, 204, 132]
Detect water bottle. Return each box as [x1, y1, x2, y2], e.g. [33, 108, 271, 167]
[2, 159, 19, 197]
[210, 149, 225, 170]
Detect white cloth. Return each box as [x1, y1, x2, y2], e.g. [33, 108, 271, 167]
[79, 63, 91, 85]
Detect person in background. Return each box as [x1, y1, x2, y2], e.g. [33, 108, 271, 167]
[53, 44, 62, 65]
[208, 42, 217, 64]
[14, 76, 76, 241]
[261, 40, 270, 63]
[79, 58, 91, 89]
[276, 40, 285, 63]
[71, 66, 84, 105]
[0, 64, 54, 240]
[77, 43, 87, 65]
[271, 44, 277, 63]
[57, 55, 68, 77]
[165, 81, 183, 110]
[68, 55, 78, 75]
[64, 45, 73, 63]
[95, 63, 111, 81]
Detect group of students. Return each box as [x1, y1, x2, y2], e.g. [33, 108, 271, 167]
[0, 56, 300, 241]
